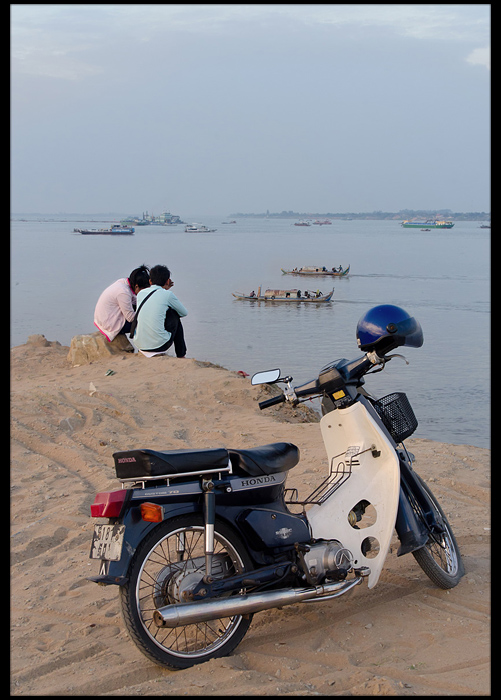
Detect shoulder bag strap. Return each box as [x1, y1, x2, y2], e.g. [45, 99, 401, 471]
[130, 288, 158, 337]
[135, 288, 158, 317]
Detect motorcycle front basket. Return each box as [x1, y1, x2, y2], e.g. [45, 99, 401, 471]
[372, 392, 418, 443]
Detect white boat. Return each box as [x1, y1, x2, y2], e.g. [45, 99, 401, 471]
[184, 223, 217, 232]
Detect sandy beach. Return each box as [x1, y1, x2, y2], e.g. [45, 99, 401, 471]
[11, 336, 490, 696]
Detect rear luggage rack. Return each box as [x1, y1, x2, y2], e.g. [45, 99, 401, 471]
[117, 462, 233, 488]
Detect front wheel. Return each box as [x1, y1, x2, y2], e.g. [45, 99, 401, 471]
[120, 514, 254, 669]
[411, 474, 464, 589]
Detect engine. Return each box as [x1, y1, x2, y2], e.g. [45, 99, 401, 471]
[299, 540, 353, 584]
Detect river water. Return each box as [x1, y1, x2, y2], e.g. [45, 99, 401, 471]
[10, 215, 490, 448]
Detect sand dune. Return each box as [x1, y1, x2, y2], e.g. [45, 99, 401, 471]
[11, 338, 490, 695]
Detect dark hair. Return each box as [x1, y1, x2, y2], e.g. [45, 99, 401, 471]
[129, 265, 150, 291]
[150, 264, 171, 287]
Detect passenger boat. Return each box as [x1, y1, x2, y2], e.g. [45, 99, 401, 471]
[74, 224, 135, 235]
[232, 287, 334, 303]
[281, 264, 350, 277]
[184, 223, 217, 232]
[401, 220, 454, 229]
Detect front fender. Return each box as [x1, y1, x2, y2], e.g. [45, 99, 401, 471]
[394, 485, 429, 556]
[395, 456, 441, 556]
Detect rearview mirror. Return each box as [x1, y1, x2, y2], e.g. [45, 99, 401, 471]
[251, 369, 281, 385]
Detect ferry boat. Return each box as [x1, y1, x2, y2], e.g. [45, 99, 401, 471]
[401, 220, 454, 229]
[74, 224, 135, 235]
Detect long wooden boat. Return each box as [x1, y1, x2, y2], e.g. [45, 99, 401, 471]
[281, 264, 350, 277]
[74, 224, 135, 235]
[232, 287, 334, 303]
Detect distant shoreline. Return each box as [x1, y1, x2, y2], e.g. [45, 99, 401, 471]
[228, 211, 490, 221]
[11, 210, 490, 223]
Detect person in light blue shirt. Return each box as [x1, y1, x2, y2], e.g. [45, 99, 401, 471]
[133, 265, 188, 357]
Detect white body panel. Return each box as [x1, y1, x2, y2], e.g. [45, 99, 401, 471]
[307, 402, 400, 588]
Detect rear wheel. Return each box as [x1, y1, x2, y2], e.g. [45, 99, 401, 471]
[411, 474, 464, 589]
[120, 514, 254, 669]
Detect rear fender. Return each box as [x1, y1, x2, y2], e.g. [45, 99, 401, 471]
[88, 502, 200, 585]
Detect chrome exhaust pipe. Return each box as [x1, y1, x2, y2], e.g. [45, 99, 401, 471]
[153, 574, 366, 628]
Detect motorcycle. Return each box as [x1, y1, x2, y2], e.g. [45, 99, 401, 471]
[88, 304, 464, 669]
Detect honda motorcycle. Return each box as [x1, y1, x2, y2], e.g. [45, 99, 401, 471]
[88, 304, 464, 669]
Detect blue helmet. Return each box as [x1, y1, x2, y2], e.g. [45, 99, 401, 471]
[356, 305, 423, 354]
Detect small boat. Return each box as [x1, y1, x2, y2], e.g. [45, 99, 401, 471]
[312, 219, 332, 225]
[401, 220, 454, 229]
[281, 264, 350, 277]
[185, 223, 217, 232]
[232, 287, 334, 303]
[294, 220, 311, 226]
[74, 224, 134, 235]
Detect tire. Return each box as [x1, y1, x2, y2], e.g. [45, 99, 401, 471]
[120, 514, 254, 669]
[411, 474, 464, 589]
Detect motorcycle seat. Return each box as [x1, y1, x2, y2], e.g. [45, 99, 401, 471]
[229, 442, 300, 477]
[113, 442, 300, 481]
[113, 447, 230, 480]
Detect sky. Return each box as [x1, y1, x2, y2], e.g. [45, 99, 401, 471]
[11, 4, 490, 215]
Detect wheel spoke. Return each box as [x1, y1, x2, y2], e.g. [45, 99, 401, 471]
[135, 524, 246, 658]
[408, 473, 464, 588]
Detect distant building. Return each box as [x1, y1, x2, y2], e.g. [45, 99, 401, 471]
[122, 210, 185, 226]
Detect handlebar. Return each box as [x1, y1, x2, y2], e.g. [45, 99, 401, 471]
[256, 351, 401, 411]
[258, 394, 286, 410]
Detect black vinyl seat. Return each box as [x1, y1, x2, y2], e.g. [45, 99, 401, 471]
[114, 448, 229, 479]
[229, 442, 300, 477]
[113, 442, 299, 480]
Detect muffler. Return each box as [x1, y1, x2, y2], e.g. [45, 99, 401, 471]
[153, 573, 367, 628]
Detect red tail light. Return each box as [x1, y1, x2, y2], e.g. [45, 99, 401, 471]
[91, 489, 128, 518]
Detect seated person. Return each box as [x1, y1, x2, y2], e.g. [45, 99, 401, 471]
[133, 264, 188, 357]
[94, 265, 150, 341]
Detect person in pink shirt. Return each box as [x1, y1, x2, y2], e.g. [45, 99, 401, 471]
[94, 265, 150, 341]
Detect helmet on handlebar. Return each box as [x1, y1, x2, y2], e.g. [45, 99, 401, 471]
[356, 305, 423, 354]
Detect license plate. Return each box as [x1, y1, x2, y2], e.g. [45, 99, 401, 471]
[90, 523, 125, 561]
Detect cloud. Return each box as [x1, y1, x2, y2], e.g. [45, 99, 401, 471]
[466, 46, 491, 70]
[11, 4, 491, 83]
